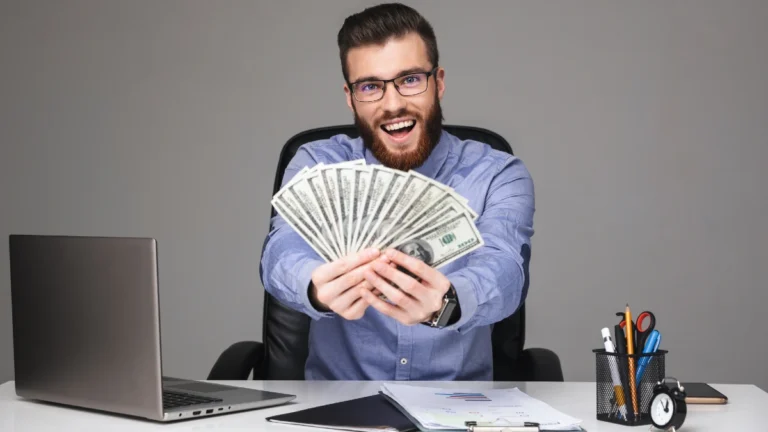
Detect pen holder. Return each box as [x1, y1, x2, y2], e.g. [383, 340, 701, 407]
[593, 348, 667, 426]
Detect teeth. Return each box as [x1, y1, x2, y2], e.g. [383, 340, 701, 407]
[384, 120, 414, 131]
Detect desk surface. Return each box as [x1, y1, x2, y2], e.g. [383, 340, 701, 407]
[1, 380, 765, 431]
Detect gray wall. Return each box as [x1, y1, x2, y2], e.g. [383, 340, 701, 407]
[2, 0, 767, 391]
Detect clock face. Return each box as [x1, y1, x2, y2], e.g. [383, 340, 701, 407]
[651, 393, 675, 426]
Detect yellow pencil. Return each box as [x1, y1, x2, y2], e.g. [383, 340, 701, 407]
[625, 304, 639, 417]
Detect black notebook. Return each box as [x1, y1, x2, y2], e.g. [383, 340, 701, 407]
[266, 393, 418, 432]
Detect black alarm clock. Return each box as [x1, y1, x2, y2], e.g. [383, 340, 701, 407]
[650, 377, 687, 431]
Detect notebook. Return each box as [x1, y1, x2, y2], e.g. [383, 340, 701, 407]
[266, 393, 418, 432]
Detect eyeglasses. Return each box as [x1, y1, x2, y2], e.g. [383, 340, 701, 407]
[348, 67, 438, 102]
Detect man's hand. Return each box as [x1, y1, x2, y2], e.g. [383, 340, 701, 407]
[360, 248, 451, 326]
[310, 248, 383, 320]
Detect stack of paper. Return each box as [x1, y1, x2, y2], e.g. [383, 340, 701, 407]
[380, 383, 583, 431]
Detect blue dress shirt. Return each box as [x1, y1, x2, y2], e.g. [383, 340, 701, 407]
[260, 129, 535, 381]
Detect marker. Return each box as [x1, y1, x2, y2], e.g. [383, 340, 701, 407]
[602, 327, 628, 420]
[635, 330, 661, 383]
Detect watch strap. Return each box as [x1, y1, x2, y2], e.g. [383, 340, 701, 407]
[423, 284, 460, 328]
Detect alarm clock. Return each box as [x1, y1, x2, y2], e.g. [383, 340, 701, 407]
[650, 377, 687, 431]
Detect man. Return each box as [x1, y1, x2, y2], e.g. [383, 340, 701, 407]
[261, 3, 534, 381]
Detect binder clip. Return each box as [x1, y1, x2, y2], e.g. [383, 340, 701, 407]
[465, 420, 541, 432]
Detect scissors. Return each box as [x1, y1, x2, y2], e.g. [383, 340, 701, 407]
[616, 310, 656, 352]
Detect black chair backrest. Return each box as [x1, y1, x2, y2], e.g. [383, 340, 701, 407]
[259, 125, 527, 380]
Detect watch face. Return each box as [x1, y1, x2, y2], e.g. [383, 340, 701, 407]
[651, 393, 674, 427]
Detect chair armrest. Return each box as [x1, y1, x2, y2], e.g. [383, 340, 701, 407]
[519, 348, 564, 382]
[207, 341, 265, 380]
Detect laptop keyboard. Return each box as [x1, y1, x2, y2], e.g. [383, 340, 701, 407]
[163, 389, 223, 409]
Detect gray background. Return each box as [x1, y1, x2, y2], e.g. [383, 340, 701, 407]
[1, 0, 767, 391]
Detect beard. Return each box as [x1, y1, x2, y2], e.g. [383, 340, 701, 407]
[354, 94, 443, 172]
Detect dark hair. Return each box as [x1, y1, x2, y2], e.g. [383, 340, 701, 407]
[337, 3, 439, 82]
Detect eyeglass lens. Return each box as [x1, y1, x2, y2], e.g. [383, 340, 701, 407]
[353, 73, 429, 101]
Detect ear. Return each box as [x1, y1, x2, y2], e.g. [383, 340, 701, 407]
[435, 67, 446, 100]
[344, 84, 354, 112]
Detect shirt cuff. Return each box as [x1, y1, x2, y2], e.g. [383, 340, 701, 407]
[444, 273, 478, 332]
[297, 257, 335, 320]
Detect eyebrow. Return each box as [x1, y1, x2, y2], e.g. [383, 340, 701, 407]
[351, 67, 431, 84]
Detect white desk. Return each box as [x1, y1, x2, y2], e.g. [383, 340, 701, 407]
[1, 380, 765, 431]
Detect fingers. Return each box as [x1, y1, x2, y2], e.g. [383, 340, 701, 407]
[322, 261, 374, 298]
[363, 267, 417, 311]
[359, 287, 412, 324]
[370, 259, 426, 300]
[382, 248, 434, 283]
[313, 248, 380, 285]
[341, 297, 369, 320]
[329, 280, 370, 313]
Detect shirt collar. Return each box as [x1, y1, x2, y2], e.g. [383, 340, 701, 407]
[361, 128, 451, 180]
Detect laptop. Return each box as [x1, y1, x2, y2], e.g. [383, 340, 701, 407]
[8, 234, 296, 422]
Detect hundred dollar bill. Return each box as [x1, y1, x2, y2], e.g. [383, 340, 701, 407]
[272, 197, 335, 262]
[390, 211, 484, 270]
[279, 173, 343, 260]
[382, 202, 462, 249]
[373, 171, 449, 248]
[307, 171, 344, 258]
[356, 168, 408, 251]
[274, 182, 339, 260]
[351, 166, 397, 252]
[380, 188, 471, 248]
[368, 171, 430, 248]
[349, 166, 371, 254]
[316, 166, 344, 255]
[335, 166, 361, 255]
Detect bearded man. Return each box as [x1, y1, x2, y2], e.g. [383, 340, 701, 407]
[260, 3, 535, 381]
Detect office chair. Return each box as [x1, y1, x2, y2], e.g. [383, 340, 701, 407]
[208, 125, 564, 382]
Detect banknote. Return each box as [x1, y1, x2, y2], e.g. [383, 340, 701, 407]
[390, 211, 484, 270]
[271, 160, 483, 266]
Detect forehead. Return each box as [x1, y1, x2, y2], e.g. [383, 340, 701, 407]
[346, 32, 431, 82]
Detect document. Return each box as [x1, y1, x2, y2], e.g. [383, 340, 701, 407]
[381, 383, 583, 431]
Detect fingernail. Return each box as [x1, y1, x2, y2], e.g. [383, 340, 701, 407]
[385, 249, 397, 258]
[366, 248, 380, 257]
[378, 254, 390, 262]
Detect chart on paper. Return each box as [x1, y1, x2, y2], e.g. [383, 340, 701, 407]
[381, 383, 583, 431]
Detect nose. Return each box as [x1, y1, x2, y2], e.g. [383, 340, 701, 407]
[380, 81, 407, 113]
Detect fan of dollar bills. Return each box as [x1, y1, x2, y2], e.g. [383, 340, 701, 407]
[271, 159, 484, 269]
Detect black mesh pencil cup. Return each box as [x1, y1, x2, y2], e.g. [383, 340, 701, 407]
[593, 348, 667, 426]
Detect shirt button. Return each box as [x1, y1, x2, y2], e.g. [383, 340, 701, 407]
[400, 358, 408, 365]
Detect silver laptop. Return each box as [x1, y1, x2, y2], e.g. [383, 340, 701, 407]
[8, 234, 296, 422]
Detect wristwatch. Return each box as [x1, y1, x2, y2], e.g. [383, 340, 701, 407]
[423, 284, 461, 328]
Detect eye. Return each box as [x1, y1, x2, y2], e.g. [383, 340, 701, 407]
[358, 82, 380, 93]
[402, 75, 422, 86]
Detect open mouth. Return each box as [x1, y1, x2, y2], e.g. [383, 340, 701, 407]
[380, 119, 416, 141]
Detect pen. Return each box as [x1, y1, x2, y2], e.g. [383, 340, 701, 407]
[635, 330, 661, 383]
[613, 324, 632, 419]
[625, 304, 639, 417]
[466, 421, 540, 432]
[602, 328, 628, 420]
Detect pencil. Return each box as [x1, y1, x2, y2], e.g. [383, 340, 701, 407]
[625, 304, 639, 417]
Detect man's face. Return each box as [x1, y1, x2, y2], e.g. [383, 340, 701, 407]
[344, 32, 446, 171]
[400, 242, 427, 262]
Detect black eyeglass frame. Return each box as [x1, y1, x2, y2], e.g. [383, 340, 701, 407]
[347, 66, 439, 103]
